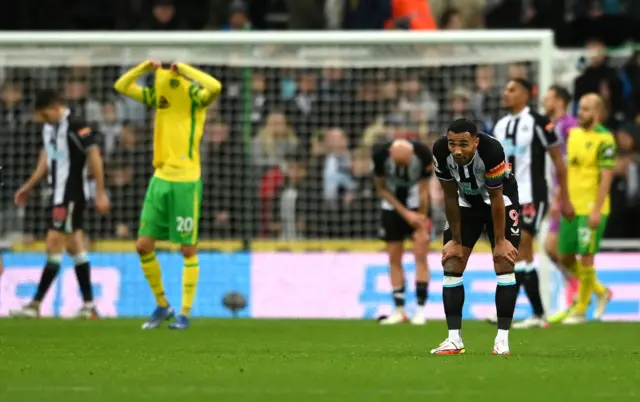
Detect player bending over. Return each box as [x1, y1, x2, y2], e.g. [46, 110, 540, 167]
[431, 118, 519, 355]
[549, 94, 614, 324]
[372, 139, 432, 325]
[114, 60, 221, 330]
[10, 90, 110, 319]
[492, 79, 574, 329]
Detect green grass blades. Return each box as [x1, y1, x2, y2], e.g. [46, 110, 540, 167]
[0, 320, 639, 402]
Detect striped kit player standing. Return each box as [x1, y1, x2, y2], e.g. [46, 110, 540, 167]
[491, 79, 574, 328]
[10, 90, 110, 319]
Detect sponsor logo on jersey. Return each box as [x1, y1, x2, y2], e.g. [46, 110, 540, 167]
[158, 96, 170, 109]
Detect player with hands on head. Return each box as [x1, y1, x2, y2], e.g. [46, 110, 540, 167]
[10, 89, 109, 319]
[491, 79, 575, 329]
[114, 59, 221, 330]
[431, 118, 520, 355]
[372, 139, 433, 325]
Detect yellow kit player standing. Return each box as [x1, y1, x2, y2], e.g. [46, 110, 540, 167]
[551, 93, 614, 325]
[114, 60, 221, 329]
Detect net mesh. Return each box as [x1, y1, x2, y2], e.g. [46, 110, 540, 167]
[0, 39, 548, 244]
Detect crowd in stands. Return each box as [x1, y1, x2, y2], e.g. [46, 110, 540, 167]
[0, 1, 639, 243]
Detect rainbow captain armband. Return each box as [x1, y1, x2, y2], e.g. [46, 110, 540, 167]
[485, 161, 506, 188]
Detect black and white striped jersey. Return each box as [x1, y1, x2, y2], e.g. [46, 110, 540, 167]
[42, 109, 96, 205]
[432, 133, 518, 208]
[372, 140, 433, 210]
[491, 106, 560, 204]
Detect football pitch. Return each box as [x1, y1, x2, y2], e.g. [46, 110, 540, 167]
[0, 319, 638, 402]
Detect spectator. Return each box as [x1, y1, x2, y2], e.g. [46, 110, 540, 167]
[440, 7, 464, 29]
[141, 0, 187, 30]
[252, 111, 299, 170]
[108, 124, 146, 238]
[622, 51, 640, 120]
[470, 65, 502, 130]
[440, 86, 481, 132]
[574, 38, 624, 126]
[0, 80, 30, 131]
[270, 153, 314, 240]
[285, 70, 320, 139]
[398, 74, 439, 130]
[343, 147, 378, 238]
[222, 0, 251, 30]
[323, 128, 355, 209]
[62, 76, 102, 123]
[99, 101, 124, 158]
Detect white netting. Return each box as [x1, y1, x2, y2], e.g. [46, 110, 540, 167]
[0, 32, 555, 243]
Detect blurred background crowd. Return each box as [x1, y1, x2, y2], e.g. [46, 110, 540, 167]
[0, 0, 639, 244]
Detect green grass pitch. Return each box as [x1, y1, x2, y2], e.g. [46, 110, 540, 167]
[0, 319, 638, 402]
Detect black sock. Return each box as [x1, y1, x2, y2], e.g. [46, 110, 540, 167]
[34, 261, 61, 302]
[443, 273, 464, 330]
[524, 269, 544, 317]
[496, 273, 519, 330]
[515, 271, 526, 293]
[392, 285, 405, 308]
[416, 281, 429, 306]
[75, 262, 93, 303]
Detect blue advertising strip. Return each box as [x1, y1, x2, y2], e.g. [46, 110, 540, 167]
[2, 252, 251, 318]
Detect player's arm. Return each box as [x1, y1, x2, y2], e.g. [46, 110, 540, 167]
[416, 142, 434, 217]
[22, 149, 47, 191]
[73, 124, 110, 213]
[536, 117, 572, 213]
[484, 149, 508, 243]
[593, 136, 617, 214]
[432, 139, 461, 242]
[174, 63, 222, 107]
[113, 61, 157, 106]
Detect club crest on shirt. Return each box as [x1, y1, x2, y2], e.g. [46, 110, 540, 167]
[169, 79, 180, 89]
[158, 96, 170, 109]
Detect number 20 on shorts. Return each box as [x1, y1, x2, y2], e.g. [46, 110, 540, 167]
[176, 216, 194, 233]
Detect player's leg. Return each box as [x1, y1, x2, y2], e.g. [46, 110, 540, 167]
[544, 229, 579, 307]
[10, 228, 64, 318]
[66, 226, 98, 319]
[379, 210, 409, 325]
[431, 208, 482, 355]
[485, 205, 521, 355]
[167, 179, 203, 330]
[411, 216, 430, 325]
[566, 215, 611, 324]
[512, 202, 547, 328]
[137, 177, 174, 329]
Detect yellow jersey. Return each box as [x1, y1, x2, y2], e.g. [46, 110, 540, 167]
[114, 62, 222, 182]
[566, 124, 616, 215]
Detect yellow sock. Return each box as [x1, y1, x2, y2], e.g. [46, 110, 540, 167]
[576, 265, 596, 314]
[181, 255, 200, 317]
[140, 252, 168, 307]
[593, 279, 608, 296]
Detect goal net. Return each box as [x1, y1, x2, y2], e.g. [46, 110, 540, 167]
[0, 31, 564, 317]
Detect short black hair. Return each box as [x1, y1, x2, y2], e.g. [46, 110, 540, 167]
[549, 84, 572, 106]
[447, 118, 478, 136]
[512, 78, 534, 98]
[34, 89, 64, 110]
[440, 7, 461, 27]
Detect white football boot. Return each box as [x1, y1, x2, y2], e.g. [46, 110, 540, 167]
[379, 310, 409, 325]
[9, 303, 39, 318]
[430, 336, 465, 355]
[512, 316, 549, 329]
[492, 338, 511, 355]
[593, 289, 613, 321]
[562, 313, 587, 325]
[411, 307, 427, 325]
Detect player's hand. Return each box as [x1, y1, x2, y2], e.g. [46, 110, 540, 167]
[170, 63, 179, 74]
[146, 60, 162, 70]
[561, 200, 575, 221]
[405, 210, 428, 229]
[588, 210, 601, 229]
[14, 185, 31, 206]
[442, 240, 464, 265]
[95, 192, 110, 214]
[493, 239, 518, 265]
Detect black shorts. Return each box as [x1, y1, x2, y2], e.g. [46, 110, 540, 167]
[520, 201, 548, 236]
[48, 199, 86, 233]
[380, 209, 427, 242]
[443, 204, 521, 249]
